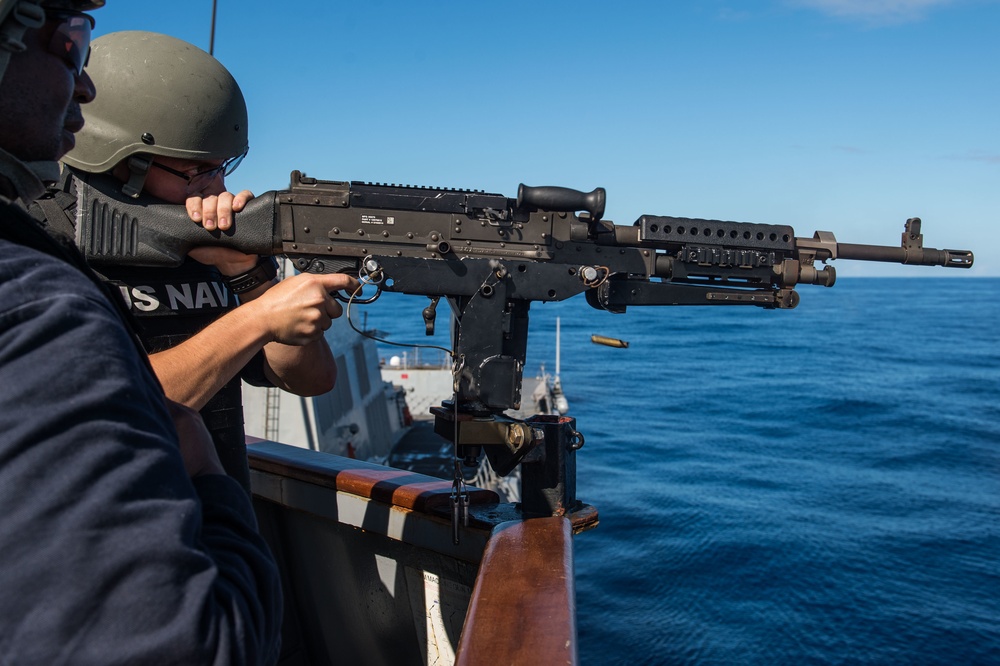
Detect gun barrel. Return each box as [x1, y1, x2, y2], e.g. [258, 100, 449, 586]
[838, 243, 974, 268]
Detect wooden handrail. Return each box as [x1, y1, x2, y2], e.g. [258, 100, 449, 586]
[247, 438, 498, 511]
[456, 517, 577, 665]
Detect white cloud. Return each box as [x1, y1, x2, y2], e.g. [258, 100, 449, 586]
[788, 0, 959, 24]
[955, 151, 1000, 164]
[834, 145, 868, 154]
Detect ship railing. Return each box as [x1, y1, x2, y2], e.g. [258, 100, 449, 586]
[247, 438, 579, 665]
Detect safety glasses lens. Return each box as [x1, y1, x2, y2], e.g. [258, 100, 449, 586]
[222, 149, 247, 177]
[48, 13, 93, 75]
[187, 149, 247, 189]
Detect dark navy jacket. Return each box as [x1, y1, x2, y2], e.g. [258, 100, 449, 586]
[0, 201, 282, 665]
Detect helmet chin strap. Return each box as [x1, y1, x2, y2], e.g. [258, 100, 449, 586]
[0, 1, 45, 86]
[0, 146, 51, 203]
[27, 158, 59, 183]
[1, 2, 62, 202]
[121, 154, 151, 198]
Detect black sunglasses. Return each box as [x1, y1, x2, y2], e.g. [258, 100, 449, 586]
[149, 149, 248, 192]
[46, 10, 94, 76]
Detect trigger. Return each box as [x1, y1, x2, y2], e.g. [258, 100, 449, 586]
[335, 283, 382, 305]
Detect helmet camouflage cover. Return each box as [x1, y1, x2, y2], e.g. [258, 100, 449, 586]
[63, 30, 249, 173]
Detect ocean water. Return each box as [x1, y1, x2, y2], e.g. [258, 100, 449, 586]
[367, 278, 1000, 665]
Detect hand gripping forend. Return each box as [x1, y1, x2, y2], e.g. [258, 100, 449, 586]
[74, 173, 279, 267]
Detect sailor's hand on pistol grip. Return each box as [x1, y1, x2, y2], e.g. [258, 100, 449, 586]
[244, 272, 359, 346]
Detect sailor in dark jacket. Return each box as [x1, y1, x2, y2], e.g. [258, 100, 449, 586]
[0, 2, 282, 663]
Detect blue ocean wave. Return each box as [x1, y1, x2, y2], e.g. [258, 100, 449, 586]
[366, 279, 1000, 665]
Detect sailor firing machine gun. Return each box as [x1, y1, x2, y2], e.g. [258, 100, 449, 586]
[75, 171, 974, 536]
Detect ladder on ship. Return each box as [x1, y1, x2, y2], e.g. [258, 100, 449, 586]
[263, 387, 281, 441]
[261, 259, 290, 442]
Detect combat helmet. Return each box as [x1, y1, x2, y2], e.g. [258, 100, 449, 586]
[0, 0, 103, 86]
[62, 30, 248, 197]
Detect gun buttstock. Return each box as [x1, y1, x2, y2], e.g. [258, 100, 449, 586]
[76, 173, 279, 267]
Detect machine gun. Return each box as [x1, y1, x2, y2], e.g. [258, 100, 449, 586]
[74, 170, 974, 525]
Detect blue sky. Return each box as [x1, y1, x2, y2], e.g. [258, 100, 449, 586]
[88, 0, 997, 276]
